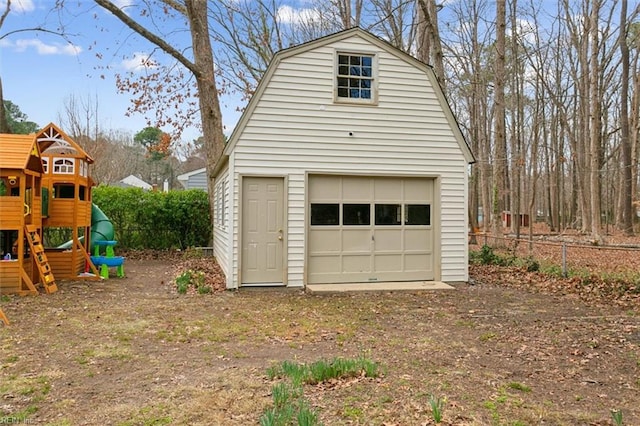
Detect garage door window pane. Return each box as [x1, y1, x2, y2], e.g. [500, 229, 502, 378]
[406, 204, 430, 225]
[311, 204, 339, 225]
[343, 204, 370, 225]
[375, 204, 401, 225]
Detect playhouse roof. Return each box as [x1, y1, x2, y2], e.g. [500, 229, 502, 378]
[0, 133, 43, 172]
[36, 123, 94, 164]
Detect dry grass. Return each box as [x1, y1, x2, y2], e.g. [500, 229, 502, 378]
[1, 258, 639, 425]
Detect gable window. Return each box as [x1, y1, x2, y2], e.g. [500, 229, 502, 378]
[336, 53, 374, 102]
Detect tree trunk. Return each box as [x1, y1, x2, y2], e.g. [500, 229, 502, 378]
[632, 60, 640, 230]
[509, 0, 522, 238]
[184, 0, 226, 230]
[416, 0, 445, 90]
[589, 0, 602, 242]
[619, 0, 633, 235]
[491, 0, 507, 242]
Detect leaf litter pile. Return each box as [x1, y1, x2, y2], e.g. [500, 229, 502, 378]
[0, 232, 638, 425]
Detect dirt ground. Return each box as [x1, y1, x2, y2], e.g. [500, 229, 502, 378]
[1, 257, 639, 425]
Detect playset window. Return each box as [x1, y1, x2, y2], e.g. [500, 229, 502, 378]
[53, 158, 75, 174]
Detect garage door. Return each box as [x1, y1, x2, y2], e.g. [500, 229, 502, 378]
[308, 175, 435, 284]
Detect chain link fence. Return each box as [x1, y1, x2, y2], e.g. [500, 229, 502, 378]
[469, 233, 640, 279]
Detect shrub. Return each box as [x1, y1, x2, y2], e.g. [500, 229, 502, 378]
[92, 186, 211, 250]
[470, 245, 512, 266]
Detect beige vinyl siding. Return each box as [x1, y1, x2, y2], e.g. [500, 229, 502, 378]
[213, 164, 230, 278]
[227, 34, 469, 286]
[439, 166, 469, 282]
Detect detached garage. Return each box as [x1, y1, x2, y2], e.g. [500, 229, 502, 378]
[308, 175, 435, 284]
[212, 28, 475, 290]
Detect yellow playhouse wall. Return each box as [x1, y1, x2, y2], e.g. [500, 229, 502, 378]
[0, 197, 23, 229]
[45, 199, 92, 227]
[47, 250, 84, 279]
[0, 261, 20, 294]
[0, 258, 34, 295]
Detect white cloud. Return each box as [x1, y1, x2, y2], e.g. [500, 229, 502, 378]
[508, 18, 537, 45]
[12, 38, 81, 56]
[121, 52, 158, 72]
[277, 5, 320, 25]
[0, 0, 35, 13]
[113, 0, 135, 10]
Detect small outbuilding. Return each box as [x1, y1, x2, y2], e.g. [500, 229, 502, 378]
[212, 28, 474, 289]
[177, 168, 207, 191]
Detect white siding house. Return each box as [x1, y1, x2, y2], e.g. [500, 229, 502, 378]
[213, 28, 474, 290]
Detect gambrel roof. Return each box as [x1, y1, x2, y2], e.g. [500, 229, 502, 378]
[215, 27, 474, 174]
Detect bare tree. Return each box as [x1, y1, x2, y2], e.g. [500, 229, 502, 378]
[336, 0, 363, 29]
[442, 0, 494, 232]
[416, 0, 445, 88]
[209, 0, 289, 100]
[367, 0, 415, 52]
[588, 0, 604, 242]
[491, 0, 507, 240]
[619, 0, 634, 235]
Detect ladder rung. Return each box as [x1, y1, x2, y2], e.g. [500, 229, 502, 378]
[23, 225, 57, 294]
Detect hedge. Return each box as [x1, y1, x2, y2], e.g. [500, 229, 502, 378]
[92, 186, 212, 250]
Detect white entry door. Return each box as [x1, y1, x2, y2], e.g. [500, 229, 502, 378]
[241, 177, 284, 285]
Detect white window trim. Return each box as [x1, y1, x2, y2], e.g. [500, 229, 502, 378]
[53, 157, 75, 174]
[333, 50, 378, 105]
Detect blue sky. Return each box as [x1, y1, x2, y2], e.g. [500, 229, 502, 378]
[0, 0, 245, 143]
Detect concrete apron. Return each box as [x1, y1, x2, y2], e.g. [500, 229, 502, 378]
[305, 281, 454, 294]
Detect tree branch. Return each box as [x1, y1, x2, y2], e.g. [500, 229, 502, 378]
[0, 27, 72, 41]
[94, 0, 199, 77]
[0, 0, 11, 31]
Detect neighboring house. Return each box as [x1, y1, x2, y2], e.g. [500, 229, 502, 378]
[117, 175, 153, 190]
[177, 167, 208, 191]
[212, 28, 475, 290]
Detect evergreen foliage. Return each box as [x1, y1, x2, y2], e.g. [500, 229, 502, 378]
[92, 186, 211, 250]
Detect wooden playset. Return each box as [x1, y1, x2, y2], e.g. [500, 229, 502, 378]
[0, 123, 101, 300]
[0, 308, 8, 325]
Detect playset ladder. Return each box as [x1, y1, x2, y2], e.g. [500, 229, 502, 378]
[0, 308, 8, 326]
[25, 225, 58, 294]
